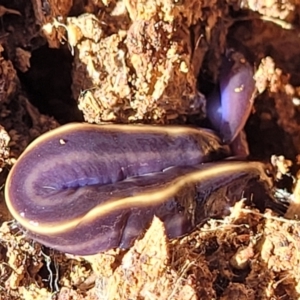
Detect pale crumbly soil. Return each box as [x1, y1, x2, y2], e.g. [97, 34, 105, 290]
[1, 0, 300, 299]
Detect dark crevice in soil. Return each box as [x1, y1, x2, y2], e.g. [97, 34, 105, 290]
[17, 44, 83, 124]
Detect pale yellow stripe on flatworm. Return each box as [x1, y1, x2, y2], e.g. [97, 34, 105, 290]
[7, 161, 267, 235]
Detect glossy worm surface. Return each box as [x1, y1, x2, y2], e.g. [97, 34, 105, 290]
[4, 51, 262, 255]
[5, 123, 235, 255]
[207, 50, 256, 144]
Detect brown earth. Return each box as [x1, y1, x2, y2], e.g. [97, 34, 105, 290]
[1, 0, 300, 299]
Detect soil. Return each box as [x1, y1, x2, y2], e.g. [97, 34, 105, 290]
[1, 0, 300, 299]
